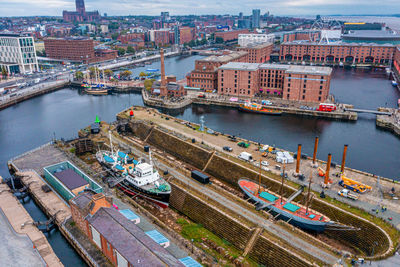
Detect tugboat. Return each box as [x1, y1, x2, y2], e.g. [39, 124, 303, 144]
[238, 164, 357, 232]
[96, 132, 171, 208]
[239, 102, 282, 115]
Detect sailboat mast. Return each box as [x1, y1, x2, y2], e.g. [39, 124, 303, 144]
[306, 170, 313, 214]
[102, 69, 105, 85]
[279, 163, 285, 204]
[95, 68, 98, 84]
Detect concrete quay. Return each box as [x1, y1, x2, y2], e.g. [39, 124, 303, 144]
[8, 145, 113, 267]
[0, 176, 63, 267]
[377, 108, 400, 138]
[0, 80, 69, 111]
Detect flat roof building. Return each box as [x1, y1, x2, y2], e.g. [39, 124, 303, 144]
[342, 30, 400, 45]
[0, 33, 39, 74]
[238, 33, 275, 47]
[218, 62, 332, 102]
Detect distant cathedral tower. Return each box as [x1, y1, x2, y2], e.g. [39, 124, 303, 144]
[76, 0, 86, 14]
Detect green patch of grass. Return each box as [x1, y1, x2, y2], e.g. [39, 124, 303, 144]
[69, 147, 76, 153]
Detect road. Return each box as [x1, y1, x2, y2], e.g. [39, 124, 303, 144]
[112, 135, 340, 266]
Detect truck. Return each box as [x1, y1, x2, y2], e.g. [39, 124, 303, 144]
[339, 176, 372, 193]
[238, 152, 253, 162]
[191, 170, 210, 184]
[34, 78, 41, 84]
[338, 189, 359, 200]
[317, 103, 336, 112]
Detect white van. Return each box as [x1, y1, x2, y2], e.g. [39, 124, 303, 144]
[238, 152, 253, 162]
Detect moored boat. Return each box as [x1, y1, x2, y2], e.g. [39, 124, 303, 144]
[96, 133, 171, 208]
[392, 80, 398, 87]
[239, 102, 282, 115]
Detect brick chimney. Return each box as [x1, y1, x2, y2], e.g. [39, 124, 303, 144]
[160, 48, 167, 96]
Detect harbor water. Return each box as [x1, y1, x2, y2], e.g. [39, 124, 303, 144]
[0, 56, 399, 265]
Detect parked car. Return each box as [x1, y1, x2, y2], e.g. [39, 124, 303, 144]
[237, 141, 250, 148]
[261, 161, 269, 166]
[223, 146, 233, 152]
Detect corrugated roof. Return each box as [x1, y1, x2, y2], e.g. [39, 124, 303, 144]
[179, 257, 202, 267]
[145, 230, 169, 245]
[88, 207, 183, 266]
[119, 209, 139, 221]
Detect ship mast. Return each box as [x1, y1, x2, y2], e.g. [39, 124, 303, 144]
[102, 69, 105, 86]
[108, 130, 114, 155]
[305, 170, 313, 215]
[258, 158, 262, 194]
[279, 163, 286, 204]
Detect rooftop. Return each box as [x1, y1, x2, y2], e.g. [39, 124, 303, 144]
[219, 62, 332, 75]
[53, 169, 89, 190]
[282, 40, 395, 47]
[87, 207, 183, 266]
[238, 42, 273, 49]
[219, 62, 260, 71]
[342, 30, 400, 40]
[199, 51, 248, 63]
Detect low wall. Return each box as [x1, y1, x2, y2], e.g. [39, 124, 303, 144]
[169, 183, 311, 267]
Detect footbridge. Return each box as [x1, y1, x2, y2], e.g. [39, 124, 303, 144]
[344, 108, 392, 116]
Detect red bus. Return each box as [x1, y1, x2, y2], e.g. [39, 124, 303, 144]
[317, 103, 336, 112]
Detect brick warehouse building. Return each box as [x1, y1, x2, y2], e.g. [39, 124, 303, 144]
[70, 192, 184, 267]
[393, 46, 400, 82]
[186, 51, 248, 90]
[44, 37, 117, 63]
[217, 62, 332, 102]
[237, 43, 274, 63]
[280, 41, 396, 65]
[215, 29, 250, 42]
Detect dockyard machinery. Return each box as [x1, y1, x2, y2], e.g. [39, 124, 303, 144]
[339, 176, 372, 193]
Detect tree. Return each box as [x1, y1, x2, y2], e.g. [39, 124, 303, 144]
[139, 72, 147, 77]
[126, 46, 135, 54]
[104, 69, 114, 78]
[111, 33, 119, 40]
[119, 70, 132, 79]
[144, 79, 155, 91]
[88, 67, 99, 78]
[117, 48, 126, 56]
[188, 40, 196, 47]
[215, 37, 224, 44]
[1, 67, 8, 79]
[75, 71, 84, 80]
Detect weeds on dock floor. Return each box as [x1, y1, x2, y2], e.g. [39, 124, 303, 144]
[176, 218, 258, 266]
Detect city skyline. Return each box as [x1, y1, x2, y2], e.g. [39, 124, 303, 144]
[0, 0, 400, 17]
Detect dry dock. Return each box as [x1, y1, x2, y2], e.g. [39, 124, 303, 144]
[0, 176, 63, 267]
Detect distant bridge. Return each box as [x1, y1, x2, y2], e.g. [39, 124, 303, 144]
[344, 108, 392, 116]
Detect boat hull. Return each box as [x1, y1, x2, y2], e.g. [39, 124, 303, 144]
[239, 106, 282, 116]
[239, 179, 329, 232]
[85, 88, 110, 95]
[117, 181, 170, 209]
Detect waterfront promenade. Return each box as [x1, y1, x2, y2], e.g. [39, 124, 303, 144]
[0, 176, 62, 267]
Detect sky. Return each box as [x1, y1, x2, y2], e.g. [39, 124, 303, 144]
[0, 0, 399, 17]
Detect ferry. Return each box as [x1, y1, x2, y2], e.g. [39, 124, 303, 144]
[239, 102, 282, 115]
[96, 133, 171, 208]
[239, 179, 333, 232]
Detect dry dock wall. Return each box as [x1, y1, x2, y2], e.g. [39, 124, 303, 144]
[170, 183, 311, 267]
[127, 120, 391, 257]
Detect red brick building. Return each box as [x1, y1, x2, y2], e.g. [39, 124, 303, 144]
[179, 27, 195, 44]
[215, 29, 249, 42]
[280, 42, 396, 65]
[186, 51, 248, 90]
[70, 192, 184, 267]
[117, 33, 145, 44]
[282, 30, 320, 42]
[44, 37, 95, 63]
[237, 43, 274, 63]
[44, 37, 117, 63]
[153, 29, 170, 45]
[393, 46, 400, 81]
[217, 62, 332, 102]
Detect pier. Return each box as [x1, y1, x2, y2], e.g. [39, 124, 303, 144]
[376, 108, 400, 137]
[0, 176, 63, 267]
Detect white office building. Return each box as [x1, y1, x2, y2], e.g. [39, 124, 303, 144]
[238, 33, 275, 47]
[0, 33, 39, 74]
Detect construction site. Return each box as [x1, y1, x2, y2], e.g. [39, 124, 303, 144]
[3, 105, 400, 266]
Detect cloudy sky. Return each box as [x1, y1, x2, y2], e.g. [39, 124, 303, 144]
[0, 0, 399, 17]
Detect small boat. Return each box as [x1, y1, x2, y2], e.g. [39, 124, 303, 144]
[146, 68, 159, 72]
[85, 87, 110, 95]
[239, 102, 282, 115]
[96, 132, 171, 208]
[392, 80, 398, 87]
